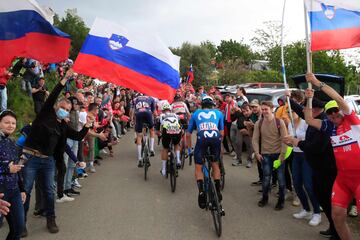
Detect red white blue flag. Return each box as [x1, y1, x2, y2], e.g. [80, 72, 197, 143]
[186, 64, 194, 84]
[0, 0, 71, 67]
[74, 18, 180, 102]
[306, 0, 360, 51]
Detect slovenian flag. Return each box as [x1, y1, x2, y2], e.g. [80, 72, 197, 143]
[306, 0, 360, 51]
[186, 64, 194, 84]
[0, 0, 71, 67]
[74, 18, 180, 101]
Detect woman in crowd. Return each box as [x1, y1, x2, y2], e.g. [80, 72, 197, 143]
[288, 110, 321, 226]
[0, 110, 26, 240]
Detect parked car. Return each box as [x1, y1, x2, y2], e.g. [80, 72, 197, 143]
[344, 95, 360, 117]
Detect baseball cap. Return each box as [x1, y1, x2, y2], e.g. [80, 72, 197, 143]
[324, 100, 339, 112]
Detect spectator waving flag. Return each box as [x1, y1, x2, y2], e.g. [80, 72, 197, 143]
[305, 0, 360, 51]
[186, 64, 194, 84]
[74, 18, 180, 101]
[0, 0, 71, 67]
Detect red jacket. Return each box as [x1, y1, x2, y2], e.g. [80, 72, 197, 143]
[0, 67, 11, 86]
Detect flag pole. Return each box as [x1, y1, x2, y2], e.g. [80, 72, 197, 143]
[304, 0, 313, 108]
[280, 0, 296, 136]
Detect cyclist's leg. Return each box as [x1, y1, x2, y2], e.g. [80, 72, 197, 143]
[135, 113, 144, 162]
[194, 140, 206, 209]
[331, 177, 353, 240]
[173, 133, 182, 166]
[145, 112, 155, 154]
[210, 136, 222, 200]
[161, 130, 170, 176]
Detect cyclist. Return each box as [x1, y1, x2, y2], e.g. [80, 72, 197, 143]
[187, 96, 224, 209]
[171, 94, 191, 154]
[130, 93, 156, 167]
[158, 103, 182, 176]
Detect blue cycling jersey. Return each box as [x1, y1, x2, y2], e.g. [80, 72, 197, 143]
[188, 109, 224, 135]
[132, 96, 155, 114]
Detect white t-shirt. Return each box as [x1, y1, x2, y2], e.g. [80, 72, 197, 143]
[288, 119, 308, 152]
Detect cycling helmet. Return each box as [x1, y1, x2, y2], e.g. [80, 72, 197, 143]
[162, 103, 172, 111]
[201, 96, 216, 106]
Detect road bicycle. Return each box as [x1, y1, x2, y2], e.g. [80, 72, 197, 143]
[202, 148, 225, 237]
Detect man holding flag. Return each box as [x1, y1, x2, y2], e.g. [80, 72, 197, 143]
[301, 1, 360, 239]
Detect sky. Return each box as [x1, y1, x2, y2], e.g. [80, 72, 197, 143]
[38, 0, 307, 47]
[37, 0, 359, 65]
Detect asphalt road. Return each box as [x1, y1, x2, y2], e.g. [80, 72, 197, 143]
[1, 132, 359, 240]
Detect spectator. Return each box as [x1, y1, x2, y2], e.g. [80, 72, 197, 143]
[22, 69, 93, 235]
[287, 110, 321, 226]
[236, 86, 249, 105]
[252, 101, 288, 210]
[22, 61, 39, 96]
[284, 91, 340, 239]
[0, 110, 26, 240]
[224, 94, 236, 154]
[31, 77, 49, 114]
[235, 103, 254, 168]
[0, 67, 12, 111]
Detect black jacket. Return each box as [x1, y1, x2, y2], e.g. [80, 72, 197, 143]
[25, 83, 89, 157]
[290, 99, 337, 172]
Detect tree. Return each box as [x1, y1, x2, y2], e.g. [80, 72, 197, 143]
[170, 42, 212, 87]
[251, 21, 283, 52]
[54, 9, 89, 60]
[216, 39, 254, 65]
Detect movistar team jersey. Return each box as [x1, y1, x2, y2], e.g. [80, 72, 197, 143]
[320, 111, 360, 170]
[132, 96, 155, 114]
[188, 109, 224, 136]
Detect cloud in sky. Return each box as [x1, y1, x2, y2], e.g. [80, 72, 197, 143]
[38, 0, 307, 47]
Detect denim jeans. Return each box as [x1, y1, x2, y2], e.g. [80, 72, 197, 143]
[261, 153, 286, 201]
[23, 155, 56, 218]
[292, 152, 320, 213]
[64, 139, 78, 190]
[0, 86, 7, 111]
[3, 188, 25, 240]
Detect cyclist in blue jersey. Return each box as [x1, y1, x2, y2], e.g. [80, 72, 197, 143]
[130, 93, 156, 167]
[186, 96, 224, 209]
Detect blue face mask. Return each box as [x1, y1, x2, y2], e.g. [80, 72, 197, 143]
[56, 108, 69, 120]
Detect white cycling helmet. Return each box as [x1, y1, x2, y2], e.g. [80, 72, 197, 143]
[162, 103, 172, 111]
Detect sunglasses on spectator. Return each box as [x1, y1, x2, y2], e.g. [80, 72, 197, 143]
[326, 107, 339, 115]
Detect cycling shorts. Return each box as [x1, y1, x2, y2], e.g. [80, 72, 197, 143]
[135, 111, 154, 133]
[161, 129, 181, 149]
[194, 131, 221, 165]
[331, 170, 360, 212]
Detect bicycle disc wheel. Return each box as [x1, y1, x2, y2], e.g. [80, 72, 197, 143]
[209, 181, 222, 237]
[170, 154, 176, 192]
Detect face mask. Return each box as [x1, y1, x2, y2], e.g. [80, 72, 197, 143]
[56, 108, 69, 120]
